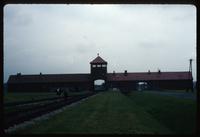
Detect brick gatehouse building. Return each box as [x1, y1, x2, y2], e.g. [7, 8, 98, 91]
[7, 55, 193, 92]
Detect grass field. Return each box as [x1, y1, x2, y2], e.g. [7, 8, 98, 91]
[9, 90, 196, 134]
[154, 89, 196, 93]
[4, 92, 58, 103]
[4, 91, 91, 103]
[128, 91, 196, 134]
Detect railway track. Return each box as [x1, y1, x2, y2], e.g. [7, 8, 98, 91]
[4, 92, 96, 129]
[4, 96, 62, 107]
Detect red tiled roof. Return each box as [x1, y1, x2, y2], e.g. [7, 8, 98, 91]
[8, 74, 91, 84]
[7, 71, 192, 84]
[107, 71, 192, 81]
[90, 56, 107, 64]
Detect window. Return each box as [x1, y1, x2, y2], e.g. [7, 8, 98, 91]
[92, 65, 96, 68]
[102, 64, 107, 67]
[97, 64, 101, 67]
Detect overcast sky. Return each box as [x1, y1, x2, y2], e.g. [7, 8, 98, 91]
[3, 4, 196, 82]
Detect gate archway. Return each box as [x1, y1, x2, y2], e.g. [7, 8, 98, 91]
[94, 79, 106, 91]
[137, 81, 148, 91]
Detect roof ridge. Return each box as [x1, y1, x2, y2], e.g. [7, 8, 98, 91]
[90, 56, 107, 64]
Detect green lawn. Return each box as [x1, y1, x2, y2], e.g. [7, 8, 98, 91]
[4, 92, 58, 103]
[4, 91, 91, 103]
[10, 91, 196, 134]
[127, 91, 196, 134]
[153, 89, 195, 93]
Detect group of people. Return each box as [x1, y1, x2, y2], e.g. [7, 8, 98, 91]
[56, 88, 68, 99]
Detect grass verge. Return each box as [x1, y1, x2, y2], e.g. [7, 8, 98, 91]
[128, 91, 196, 134]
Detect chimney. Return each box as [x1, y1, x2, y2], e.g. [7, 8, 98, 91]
[124, 70, 128, 76]
[17, 73, 21, 76]
[40, 72, 42, 75]
[158, 69, 161, 74]
[148, 70, 151, 74]
[113, 71, 115, 76]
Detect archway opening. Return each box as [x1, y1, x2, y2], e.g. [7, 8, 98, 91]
[94, 79, 106, 91]
[137, 82, 148, 91]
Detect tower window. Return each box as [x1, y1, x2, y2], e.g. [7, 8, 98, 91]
[97, 64, 101, 67]
[92, 65, 96, 68]
[102, 64, 107, 67]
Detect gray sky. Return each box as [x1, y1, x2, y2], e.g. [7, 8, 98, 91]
[4, 4, 196, 83]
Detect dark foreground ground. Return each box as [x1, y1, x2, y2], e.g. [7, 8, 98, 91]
[6, 90, 196, 134]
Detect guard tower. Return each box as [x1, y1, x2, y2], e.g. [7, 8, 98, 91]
[90, 54, 107, 91]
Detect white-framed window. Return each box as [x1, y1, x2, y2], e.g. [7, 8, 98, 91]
[97, 64, 101, 67]
[92, 65, 96, 68]
[102, 64, 107, 67]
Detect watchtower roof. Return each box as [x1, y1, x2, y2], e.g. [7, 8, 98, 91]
[90, 55, 107, 64]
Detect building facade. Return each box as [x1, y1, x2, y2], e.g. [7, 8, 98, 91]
[7, 55, 193, 92]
